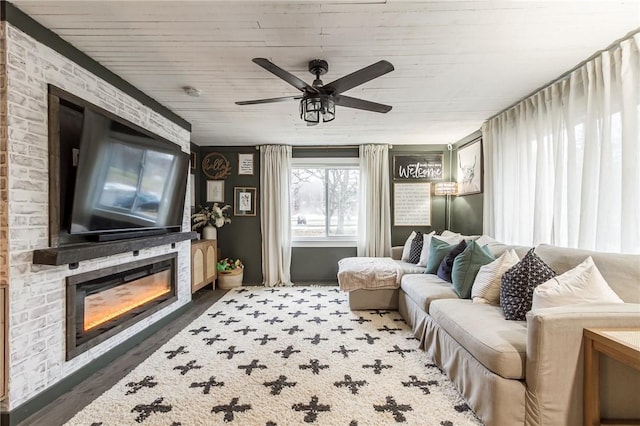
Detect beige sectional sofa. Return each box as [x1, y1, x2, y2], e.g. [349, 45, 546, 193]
[355, 241, 640, 426]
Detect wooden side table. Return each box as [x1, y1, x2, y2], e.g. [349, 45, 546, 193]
[583, 328, 640, 426]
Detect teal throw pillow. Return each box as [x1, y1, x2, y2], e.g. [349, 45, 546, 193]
[451, 241, 495, 299]
[425, 237, 457, 274]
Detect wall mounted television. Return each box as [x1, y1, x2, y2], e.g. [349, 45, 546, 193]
[49, 86, 189, 244]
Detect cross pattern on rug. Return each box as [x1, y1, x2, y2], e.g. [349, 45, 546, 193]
[65, 286, 481, 425]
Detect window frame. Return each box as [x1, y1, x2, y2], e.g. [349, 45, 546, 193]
[290, 157, 360, 247]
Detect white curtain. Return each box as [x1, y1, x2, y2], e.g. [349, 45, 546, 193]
[483, 33, 639, 254]
[357, 144, 392, 257]
[260, 145, 293, 286]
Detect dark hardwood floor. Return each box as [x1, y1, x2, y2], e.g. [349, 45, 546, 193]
[19, 288, 228, 426]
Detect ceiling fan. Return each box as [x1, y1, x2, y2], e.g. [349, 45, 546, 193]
[236, 58, 394, 125]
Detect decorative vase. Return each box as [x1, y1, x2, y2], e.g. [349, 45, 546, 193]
[217, 267, 244, 289]
[202, 225, 217, 240]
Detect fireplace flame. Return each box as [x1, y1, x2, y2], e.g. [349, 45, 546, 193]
[84, 271, 171, 332]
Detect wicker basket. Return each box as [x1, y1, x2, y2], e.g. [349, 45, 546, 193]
[217, 267, 243, 289]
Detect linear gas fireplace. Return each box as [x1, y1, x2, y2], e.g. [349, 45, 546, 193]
[66, 253, 177, 360]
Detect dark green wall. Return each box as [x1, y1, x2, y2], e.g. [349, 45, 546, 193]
[450, 130, 484, 236]
[191, 140, 484, 284]
[194, 146, 263, 285]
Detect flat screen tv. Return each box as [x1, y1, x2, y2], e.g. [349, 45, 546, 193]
[53, 87, 189, 242]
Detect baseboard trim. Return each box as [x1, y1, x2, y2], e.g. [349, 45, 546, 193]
[0, 300, 193, 426]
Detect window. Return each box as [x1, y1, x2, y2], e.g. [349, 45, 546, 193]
[290, 158, 359, 244]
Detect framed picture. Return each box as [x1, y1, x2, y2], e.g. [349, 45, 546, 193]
[190, 152, 196, 171]
[393, 154, 443, 180]
[457, 138, 483, 195]
[234, 187, 257, 216]
[393, 182, 431, 226]
[238, 153, 254, 175]
[202, 152, 231, 179]
[206, 180, 224, 202]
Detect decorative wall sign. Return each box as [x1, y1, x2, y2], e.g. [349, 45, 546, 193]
[456, 139, 483, 195]
[393, 182, 431, 226]
[238, 153, 254, 175]
[202, 152, 232, 179]
[206, 180, 224, 202]
[234, 187, 257, 216]
[393, 154, 443, 180]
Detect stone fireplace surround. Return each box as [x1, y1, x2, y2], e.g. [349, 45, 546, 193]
[0, 17, 193, 417]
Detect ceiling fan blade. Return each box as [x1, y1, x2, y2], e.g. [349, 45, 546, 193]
[252, 58, 318, 93]
[235, 95, 301, 105]
[325, 60, 394, 95]
[335, 95, 392, 113]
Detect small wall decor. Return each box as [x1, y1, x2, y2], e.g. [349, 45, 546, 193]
[393, 154, 443, 180]
[206, 180, 224, 202]
[234, 187, 257, 216]
[238, 153, 254, 175]
[393, 182, 431, 226]
[456, 138, 483, 195]
[202, 152, 232, 179]
[190, 152, 196, 171]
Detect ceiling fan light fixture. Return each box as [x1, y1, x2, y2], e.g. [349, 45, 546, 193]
[300, 95, 335, 124]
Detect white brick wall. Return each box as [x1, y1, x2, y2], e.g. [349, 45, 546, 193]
[2, 22, 193, 409]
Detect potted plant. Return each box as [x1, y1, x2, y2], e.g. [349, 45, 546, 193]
[191, 203, 231, 240]
[217, 257, 244, 289]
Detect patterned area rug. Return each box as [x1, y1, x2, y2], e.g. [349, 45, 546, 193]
[66, 287, 482, 425]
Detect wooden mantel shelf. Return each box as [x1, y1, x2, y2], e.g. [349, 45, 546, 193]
[33, 232, 197, 268]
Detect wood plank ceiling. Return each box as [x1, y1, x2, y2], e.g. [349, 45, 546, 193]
[11, 1, 640, 146]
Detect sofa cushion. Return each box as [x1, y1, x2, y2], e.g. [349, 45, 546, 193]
[437, 239, 467, 282]
[532, 256, 624, 309]
[471, 249, 520, 305]
[500, 248, 556, 321]
[451, 240, 495, 299]
[417, 231, 436, 267]
[400, 231, 417, 261]
[425, 236, 460, 274]
[430, 299, 527, 379]
[400, 274, 458, 312]
[407, 231, 424, 264]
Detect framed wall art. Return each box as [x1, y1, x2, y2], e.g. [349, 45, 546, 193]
[190, 152, 196, 171]
[393, 154, 443, 180]
[234, 187, 256, 216]
[238, 153, 254, 175]
[393, 182, 431, 226]
[456, 138, 483, 195]
[202, 152, 232, 179]
[206, 180, 224, 202]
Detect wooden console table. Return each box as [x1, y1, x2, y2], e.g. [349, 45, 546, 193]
[583, 328, 640, 426]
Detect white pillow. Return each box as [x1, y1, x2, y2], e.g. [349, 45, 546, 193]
[531, 257, 623, 310]
[441, 230, 461, 238]
[417, 231, 436, 267]
[401, 231, 417, 262]
[475, 235, 497, 247]
[471, 249, 520, 305]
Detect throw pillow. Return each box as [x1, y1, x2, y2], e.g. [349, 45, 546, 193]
[451, 241, 495, 299]
[425, 237, 459, 274]
[500, 248, 556, 321]
[436, 240, 467, 282]
[472, 249, 520, 305]
[407, 232, 424, 264]
[401, 231, 417, 262]
[531, 257, 623, 310]
[417, 231, 436, 267]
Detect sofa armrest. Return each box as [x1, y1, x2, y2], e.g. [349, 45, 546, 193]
[391, 246, 403, 260]
[525, 303, 640, 426]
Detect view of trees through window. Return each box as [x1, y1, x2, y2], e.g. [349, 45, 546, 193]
[291, 166, 359, 238]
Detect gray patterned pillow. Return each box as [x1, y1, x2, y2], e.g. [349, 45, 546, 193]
[407, 232, 424, 264]
[500, 248, 556, 321]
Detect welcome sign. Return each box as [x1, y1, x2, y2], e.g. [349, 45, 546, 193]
[393, 154, 443, 180]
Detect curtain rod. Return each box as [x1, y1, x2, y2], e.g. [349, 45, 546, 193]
[485, 27, 640, 123]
